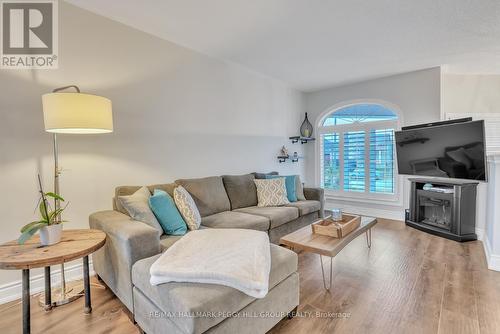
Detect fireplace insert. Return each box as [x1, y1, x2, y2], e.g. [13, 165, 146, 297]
[406, 178, 478, 242]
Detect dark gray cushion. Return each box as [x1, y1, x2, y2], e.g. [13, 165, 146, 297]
[234, 206, 299, 229]
[201, 211, 270, 231]
[252, 171, 279, 179]
[286, 200, 321, 216]
[295, 175, 306, 201]
[222, 174, 258, 209]
[132, 244, 297, 334]
[175, 176, 231, 217]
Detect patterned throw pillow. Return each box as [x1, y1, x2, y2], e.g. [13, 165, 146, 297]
[173, 186, 201, 230]
[265, 174, 297, 202]
[254, 178, 290, 207]
[118, 186, 163, 235]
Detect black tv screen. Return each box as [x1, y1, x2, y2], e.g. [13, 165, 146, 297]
[395, 120, 487, 181]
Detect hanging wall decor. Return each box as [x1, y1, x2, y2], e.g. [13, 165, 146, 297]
[300, 112, 313, 138]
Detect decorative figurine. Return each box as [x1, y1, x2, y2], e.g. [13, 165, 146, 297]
[280, 145, 289, 157]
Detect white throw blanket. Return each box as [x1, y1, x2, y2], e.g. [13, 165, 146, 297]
[150, 228, 271, 298]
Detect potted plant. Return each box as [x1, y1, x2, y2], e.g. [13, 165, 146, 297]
[18, 175, 68, 246]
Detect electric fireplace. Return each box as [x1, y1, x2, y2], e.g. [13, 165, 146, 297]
[406, 178, 478, 242]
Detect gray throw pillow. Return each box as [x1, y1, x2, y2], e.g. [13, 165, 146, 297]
[118, 186, 163, 235]
[446, 148, 472, 170]
[175, 176, 230, 217]
[295, 175, 306, 201]
[253, 171, 279, 179]
[222, 174, 258, 209]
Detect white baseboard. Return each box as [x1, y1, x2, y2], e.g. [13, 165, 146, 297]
[476, 227, 484, 241]
[483, 236, 500, 272]
[0, 260, 94, 305]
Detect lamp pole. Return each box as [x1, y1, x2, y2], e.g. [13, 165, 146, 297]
[48, 86, 83, 306]
[51, 85, 80, 222]
[41, 84, 112, 307]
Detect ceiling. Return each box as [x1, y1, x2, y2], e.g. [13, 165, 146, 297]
[66, 0, 500, 92]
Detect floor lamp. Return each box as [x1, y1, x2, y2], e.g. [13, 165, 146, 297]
[41, 85, 113, 306]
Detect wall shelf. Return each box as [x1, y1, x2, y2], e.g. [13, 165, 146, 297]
[277, 155, 300, 163]
[289, 136, 315, 144]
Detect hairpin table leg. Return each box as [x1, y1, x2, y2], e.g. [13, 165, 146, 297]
[366, 229, 372, 248]
[319, 255, 333, 292]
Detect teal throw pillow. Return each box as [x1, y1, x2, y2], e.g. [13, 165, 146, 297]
[265, 175, 297, 202]
[149, 189, 187, 235]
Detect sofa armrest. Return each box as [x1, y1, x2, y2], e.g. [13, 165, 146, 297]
[89, 210, 161, 311]
[303, 187, 325, 218]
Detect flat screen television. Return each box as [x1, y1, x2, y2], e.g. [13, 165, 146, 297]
[395, 118, 487, 181]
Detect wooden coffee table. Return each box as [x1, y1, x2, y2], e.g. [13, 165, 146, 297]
[280, 216, 377, 291]
[0, 229, 106, 334]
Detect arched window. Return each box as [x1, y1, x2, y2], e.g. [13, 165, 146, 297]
[318, 103, 399, 197]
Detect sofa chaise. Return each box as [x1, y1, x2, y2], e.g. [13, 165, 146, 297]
[89, 173, 324, 334]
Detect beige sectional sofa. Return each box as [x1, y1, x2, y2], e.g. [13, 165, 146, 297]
[89, 173, 324, 334]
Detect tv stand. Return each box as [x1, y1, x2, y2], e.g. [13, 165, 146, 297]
[406, 177, 478, 242]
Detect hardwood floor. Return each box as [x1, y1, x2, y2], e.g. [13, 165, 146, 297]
[270, 219, 500, 334]
[0, 278, 140, 334]
[1, 219, 500, 334]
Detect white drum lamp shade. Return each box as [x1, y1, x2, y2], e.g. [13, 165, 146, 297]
[42, 93, 113, 134]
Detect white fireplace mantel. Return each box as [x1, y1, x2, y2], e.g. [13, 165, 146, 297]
[484, 154, 500, 271]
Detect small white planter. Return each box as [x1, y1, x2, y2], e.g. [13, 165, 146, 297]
[39, 224, 63, 246]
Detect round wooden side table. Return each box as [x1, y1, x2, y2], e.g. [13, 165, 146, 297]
[0, 229, 106, 334]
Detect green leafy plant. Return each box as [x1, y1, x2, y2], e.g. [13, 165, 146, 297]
[18, 175, 68, 244]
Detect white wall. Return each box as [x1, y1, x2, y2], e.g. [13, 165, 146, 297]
[484, 156, 500, 271]
[303, 68, 441, 219]
[442, 74, 500, 116]
[442, 73, 500, 270]
[0, 2, 305, 298]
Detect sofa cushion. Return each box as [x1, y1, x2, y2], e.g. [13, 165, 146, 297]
[286, 200, 321, 216]
[114, 184, 177, 214]
[175, 176, 231, 217]
[159, 234, 183, 251]
[114, 186, 141, 214]
[132, 244, 297, 334]
[201, 211, 270, 231]
[234, 206, 299, 229]
[252, 171, 278, 179]
[117, 186, 163, 235]
[222, 174, 258, 209]
[295, 175, 306, 201]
